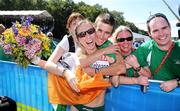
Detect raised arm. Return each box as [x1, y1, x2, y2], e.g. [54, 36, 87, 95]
[44, 41, 79, 92]
[78, 44, 120, 68]
[44, 45, 65, 75]
[82, 51, 126, 77]
[99, 52, 126, 76]
[125, 55, 151, 78]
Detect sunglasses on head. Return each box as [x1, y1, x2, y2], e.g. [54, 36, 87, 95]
[77, 28, 95, 38]
[146, 13, 168, 24]
[117, 36, 133, 42]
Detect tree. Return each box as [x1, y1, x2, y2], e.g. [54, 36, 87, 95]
[0, 0, 147, 40]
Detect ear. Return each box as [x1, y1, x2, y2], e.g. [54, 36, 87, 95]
[147, 31, 152, 38]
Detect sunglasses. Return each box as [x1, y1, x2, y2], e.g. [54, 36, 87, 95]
[146, 13, 168, 24]
[77, 28, 95, 38]
[117, 36, 133, 42]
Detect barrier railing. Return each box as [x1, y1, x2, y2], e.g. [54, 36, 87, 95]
[0, 60, 180, 111]
[0, 60, 53, 111]
[105, 80, 180, 111]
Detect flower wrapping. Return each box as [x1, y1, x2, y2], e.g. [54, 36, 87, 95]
[0, 16, 52, 67]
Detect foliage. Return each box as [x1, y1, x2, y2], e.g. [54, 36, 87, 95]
[0, 0, 147, 40]
[0, 16, 52, 67]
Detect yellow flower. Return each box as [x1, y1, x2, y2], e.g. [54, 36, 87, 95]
[0, 16, 52, 67]
[18, 27, 31, 37]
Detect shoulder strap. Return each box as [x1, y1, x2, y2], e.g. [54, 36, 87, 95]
[67, 35, 75, 52]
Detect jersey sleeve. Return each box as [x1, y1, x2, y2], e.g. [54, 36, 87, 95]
[132, 41, 153, 67]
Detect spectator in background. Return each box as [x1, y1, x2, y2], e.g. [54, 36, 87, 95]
[0, 24, 13, 61]
[47, 31, 57, 51]
[126, 13, 180, 92]
[0, 24, 5, 34]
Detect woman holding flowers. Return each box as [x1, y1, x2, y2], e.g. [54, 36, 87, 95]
[31, 12, 85, 111]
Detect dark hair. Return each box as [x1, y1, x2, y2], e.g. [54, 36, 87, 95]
[95, 13, 115, 28]
[66, 12, 85, 29]
[146, 13, 170, 33]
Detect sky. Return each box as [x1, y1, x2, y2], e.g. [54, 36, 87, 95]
[73, 0, 180, 37]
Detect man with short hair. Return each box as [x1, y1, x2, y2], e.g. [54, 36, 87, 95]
[126, 13, 180, 92]
[95, 13, 115, 46]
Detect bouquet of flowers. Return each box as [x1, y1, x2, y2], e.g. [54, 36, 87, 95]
[0, 16, 52, 67]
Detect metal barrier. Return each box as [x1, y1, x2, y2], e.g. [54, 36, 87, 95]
[0, 60, 53, 111]
[105, 80, 180, 111]
[1, 60, 180, 111]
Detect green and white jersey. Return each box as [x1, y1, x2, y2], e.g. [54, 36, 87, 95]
[91, 60, 110, 69]
[97, 40, 116, 61]
[133, 40, 180, 81]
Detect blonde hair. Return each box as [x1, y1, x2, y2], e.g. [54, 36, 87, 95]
[112, 25, 133, 43]
[75, 19, 96, 54]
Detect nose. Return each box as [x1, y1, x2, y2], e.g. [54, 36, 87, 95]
[158, 30, 164, 36]
[124, 39, 129, 43]
[86, 33, 92, 39]
[98, 32, 105, 39]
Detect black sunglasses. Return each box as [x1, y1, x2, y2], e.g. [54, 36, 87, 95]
[77, 28, 95, 38]
[117, 36, 133, 42]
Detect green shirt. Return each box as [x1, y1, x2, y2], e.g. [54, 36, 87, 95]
[133, 40, 180, 81]
[97, 40, 116, 61]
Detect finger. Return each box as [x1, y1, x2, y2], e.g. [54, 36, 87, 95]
[70, 83, 79, 93]
[71, 79, 80, 92]
[68, 79, 78, 92]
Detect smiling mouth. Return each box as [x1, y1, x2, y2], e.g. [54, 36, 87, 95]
[159, 35, 168, 40]
[86, 40, 94, 47]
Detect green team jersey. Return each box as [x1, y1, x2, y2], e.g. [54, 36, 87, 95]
[97, 40, 116, 61]
[133, 40, 180, 81]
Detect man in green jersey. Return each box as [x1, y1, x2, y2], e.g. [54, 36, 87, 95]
[126, 13, 180, 92]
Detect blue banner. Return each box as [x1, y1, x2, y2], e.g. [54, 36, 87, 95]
[1, 60, 180, 111]
[0, 60, 53, 111]
[105, 82, 180, 111]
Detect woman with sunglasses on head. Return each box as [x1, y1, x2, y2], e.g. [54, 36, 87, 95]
[77, 13, 126, 87]
[31, 12, 85, 111]
[112, 25, 151, 86]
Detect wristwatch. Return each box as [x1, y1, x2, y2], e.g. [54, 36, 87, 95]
[95, 68, 100, 73]
[135, 66, 142, 72]
[61, 68, 67, 77]
[176, 78, 180, 87]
